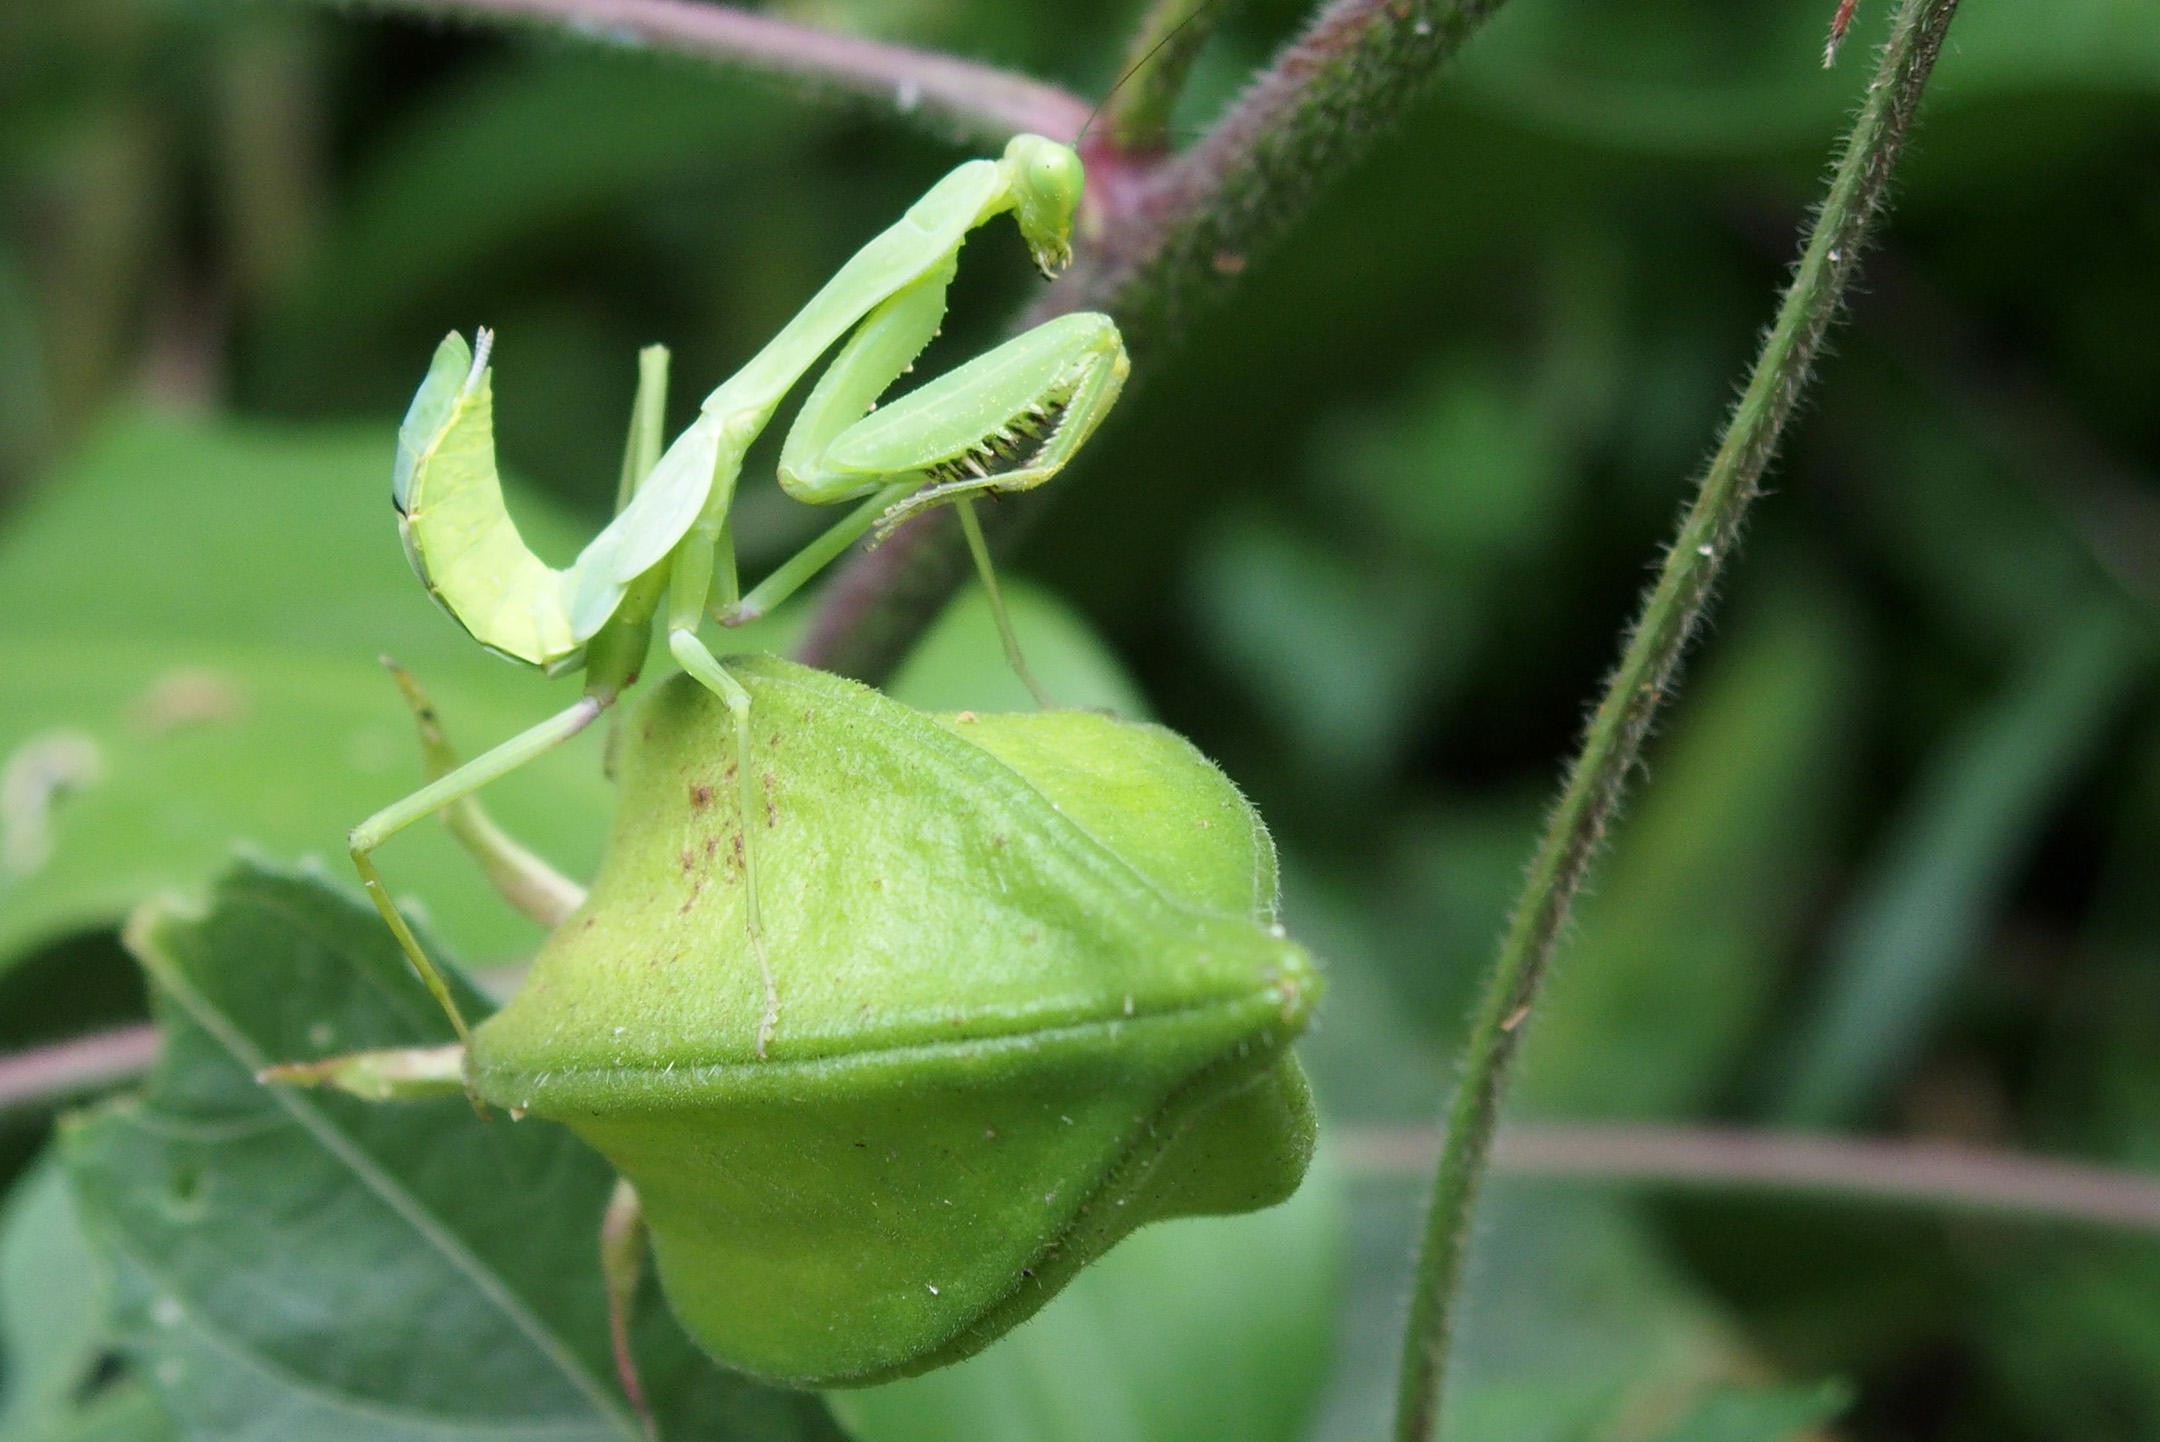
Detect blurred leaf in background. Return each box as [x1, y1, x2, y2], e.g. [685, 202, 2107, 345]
[0, 1157, 175, 1442]
[0, 414, 615, 976]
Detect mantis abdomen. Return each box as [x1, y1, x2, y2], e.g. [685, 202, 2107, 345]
[395, 331, 581, 669]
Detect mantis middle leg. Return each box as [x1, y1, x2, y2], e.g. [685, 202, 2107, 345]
[350, 693, 606, 1044]
[383, 660, 588, 927]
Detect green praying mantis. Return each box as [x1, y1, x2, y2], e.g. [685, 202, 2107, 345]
[355, 133, 1129, 1051]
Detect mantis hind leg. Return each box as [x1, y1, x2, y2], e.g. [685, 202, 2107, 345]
[383, 660, 588, 926]
[667, 627, 780, 1058]
[350, 694, 605, 1043]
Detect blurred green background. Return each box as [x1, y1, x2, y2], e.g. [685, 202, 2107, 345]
[0, 0, 2157, 1438]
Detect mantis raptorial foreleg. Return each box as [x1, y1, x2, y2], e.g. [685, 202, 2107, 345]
[721, 291, 1128, 667]
[845, 312, 1127, 533]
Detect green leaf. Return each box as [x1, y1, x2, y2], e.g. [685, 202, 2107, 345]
[1651, 1380, 1852, 1442]
[1299, 894, 1817, 1442]
[1778, 601, 2148, 1125]
[1975, 1236, 2160, 1439]
[0, 1157, 177, 1442]
[0, 240, 48, 488]
[59, 859, 842, 1442]
[0, 639, 609, 973]
[278, 59, 800, 347]
[1454, 0, 2160, 157]
[2, 1164, 98, 1439]
[1439, 1185, 1756, 1442]
[1924, 0, 2160, 102]
[1518, 583, 1862, 1118]
[0, 414, 617, 974]
[1453, 0, 1866, 157]
[1, 1160, 99, 1436]
[0, 414, 577, 660]
[825, 1153, 1342, 1442]
[1188, 510, 1454, 777]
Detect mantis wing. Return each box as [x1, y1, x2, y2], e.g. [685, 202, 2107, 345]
[395, 333, 578, 668]
[565, 412, 724, 642]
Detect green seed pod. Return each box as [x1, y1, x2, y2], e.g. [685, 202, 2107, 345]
[469, 656, 1321, 1387]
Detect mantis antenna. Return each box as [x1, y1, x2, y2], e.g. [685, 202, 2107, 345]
[1073, 0, 1227, 145]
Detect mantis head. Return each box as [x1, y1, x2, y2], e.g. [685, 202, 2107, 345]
[1003, 134, 1085, 276]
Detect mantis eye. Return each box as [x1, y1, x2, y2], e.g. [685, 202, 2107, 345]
[467, 658, 1321, 1387]
[1028, 143, 1084, 208]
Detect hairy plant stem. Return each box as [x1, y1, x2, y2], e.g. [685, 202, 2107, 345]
[1390, 3, 1962, 1438]
[335, 0, 1091, 146]
[799, 0, 1515, 679]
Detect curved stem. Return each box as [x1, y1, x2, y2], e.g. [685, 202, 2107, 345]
[1391, 3, 1962, 1437]
[342, 0, 1092, 146]
[1057, 0, 1511, 343]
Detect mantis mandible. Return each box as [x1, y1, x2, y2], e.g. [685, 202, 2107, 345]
[355, 134, 1129, 1055]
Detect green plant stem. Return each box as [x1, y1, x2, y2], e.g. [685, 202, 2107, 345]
[1391, 3, 1962, 1438]
[799, 0, 1516, 679]
[1100, 0, 1228, 153]
[336, 0, 1092, 146]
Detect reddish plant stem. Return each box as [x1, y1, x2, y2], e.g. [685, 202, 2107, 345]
[344, 0, 1092, 146]
[1339, 1123, 2160, 1236]
[0, 1024, 159, 1112]
[12, 1023, 2158, 1244]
